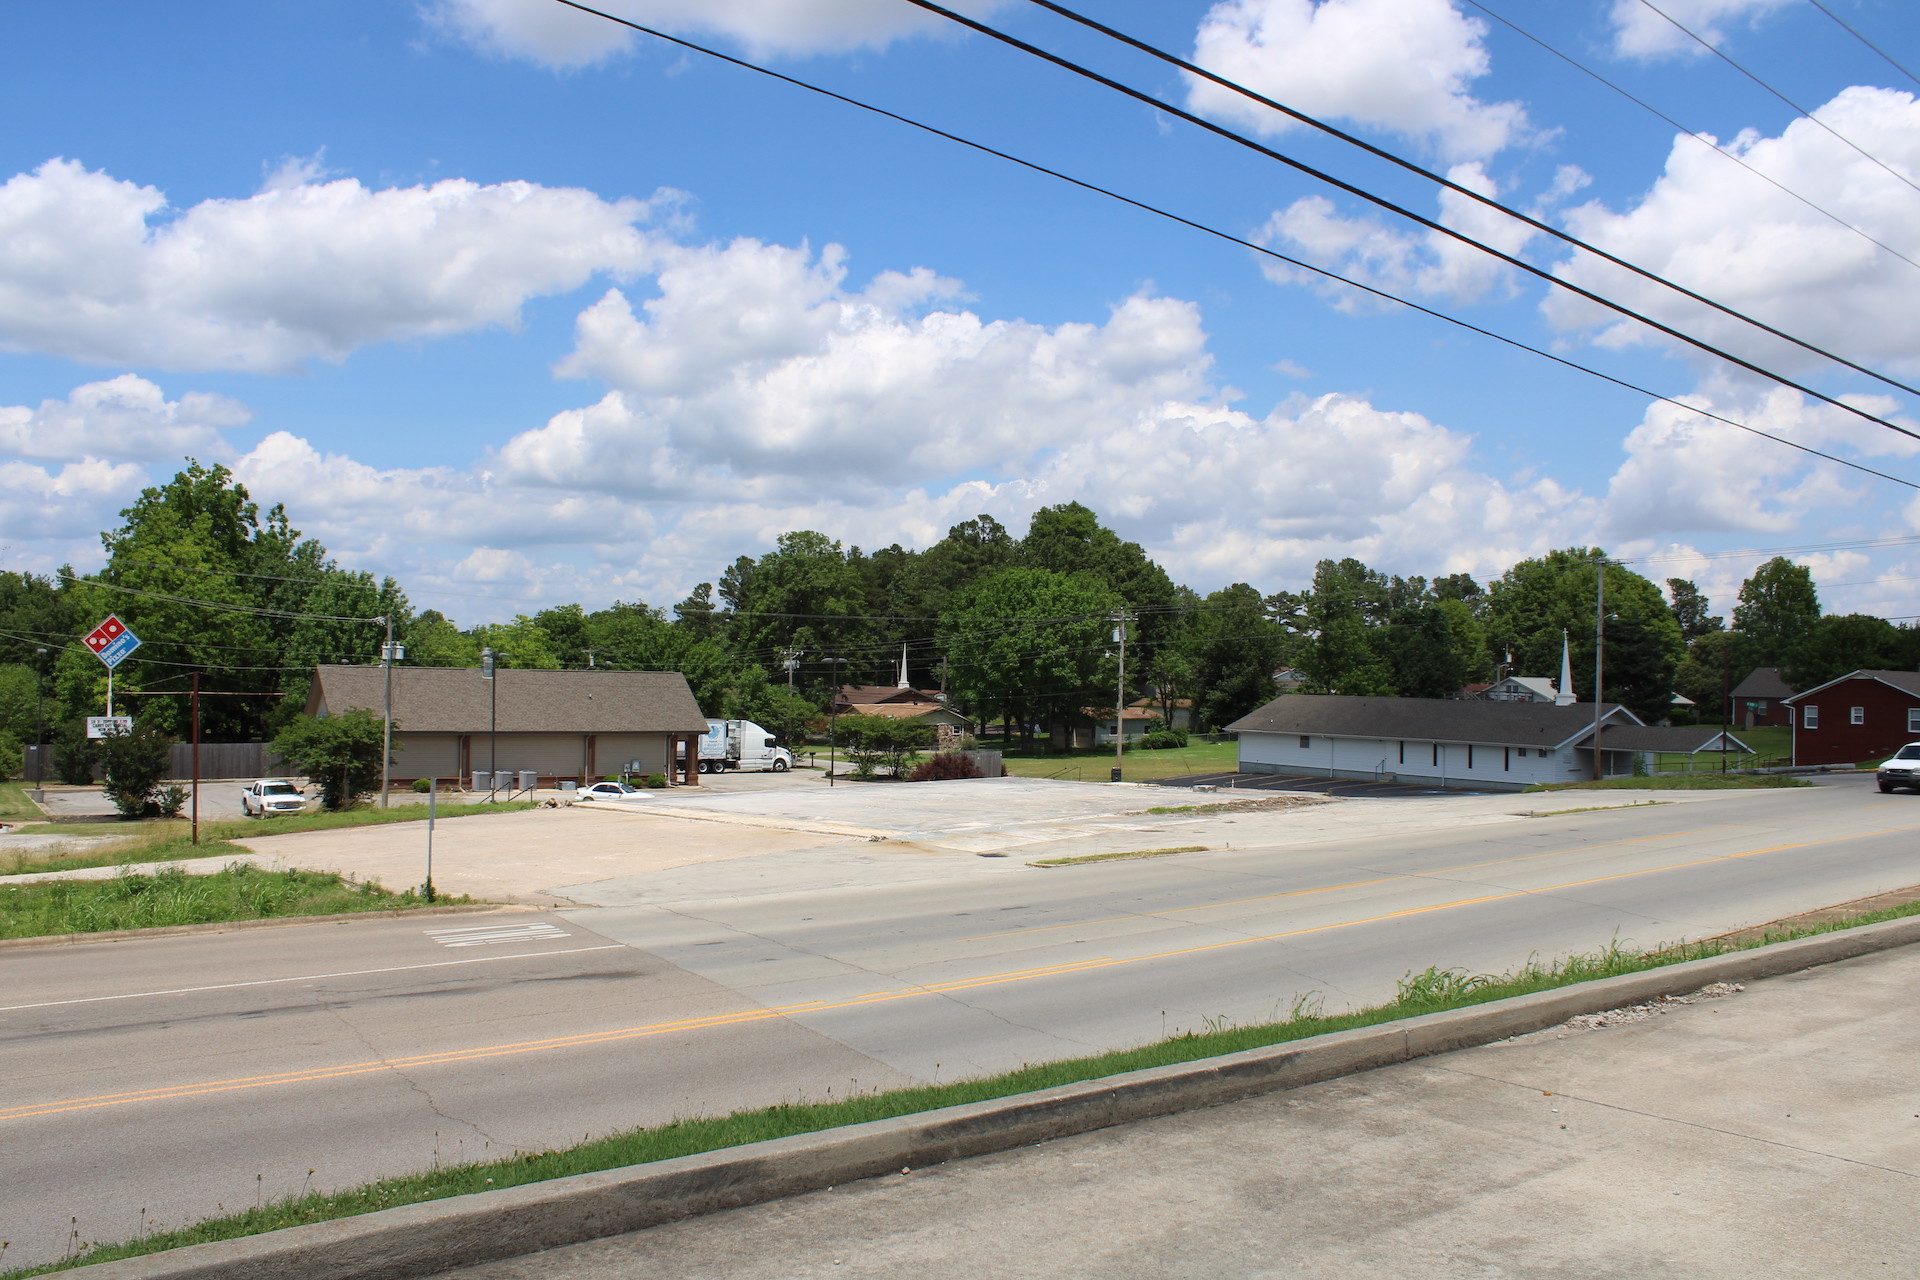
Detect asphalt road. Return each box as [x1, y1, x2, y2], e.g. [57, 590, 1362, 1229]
[2, 775, 1914, 1267]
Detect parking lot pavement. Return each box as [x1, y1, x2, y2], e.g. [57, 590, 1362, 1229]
[1156, 770, 1495, 798]
[441, 943, 1920, 1280]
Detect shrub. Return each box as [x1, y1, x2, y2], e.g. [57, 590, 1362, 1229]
[411, 778, 433, 794]
[0, 732, 21, 782]
[643, 773, 668, 789]
[908, 753, 985, 782]
[1139, 728, 1189, 750]
[53, 720, 98, 785]
[98, 721, 174, 817]
[832, 714, 936, 779]
[154, 783, 188, 817]
[273, 709, 390, 811]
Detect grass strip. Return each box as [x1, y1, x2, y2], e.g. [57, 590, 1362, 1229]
[0, 860, 467, 940]
[1031, 845, 1209, 867]
[1524, 774, 1810, 792]
[0, 802, 538, 876]
[14, 893, 1920, 1278]
[0, 780, 46, 825]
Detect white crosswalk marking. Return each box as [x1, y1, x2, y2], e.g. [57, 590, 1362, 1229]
[425, 922, 572, 948]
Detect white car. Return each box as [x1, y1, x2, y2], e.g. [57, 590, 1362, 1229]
[575, 781, 651, 802]
[241, 779, 307, 816]
[1877, 743, 1920, 793]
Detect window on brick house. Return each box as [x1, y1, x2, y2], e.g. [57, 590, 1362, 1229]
[1851, 706, 1864, 725]
[1804, 706, 1819, 729]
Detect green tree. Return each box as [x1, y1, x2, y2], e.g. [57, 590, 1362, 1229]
[1182, 583, 1288, 729]
[272, 709, 391, 810]
[1782, 614, 1905, 690]
[471, 616, 561, 669]
[1380, 603, 1465, 698]
[97, 721, 174, 817]
[0, 664, 39, 743]
[404, 611, 481, 668]
[830, 713, 934, 779]
[1484, 549, 1682, 714]
[939, 567, 1123, 749]
[1674, 630, 1755, 721]
[1732, 557, 1820, 667]
[1665, 578, 1723, 643]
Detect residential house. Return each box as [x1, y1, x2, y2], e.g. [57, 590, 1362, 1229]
[305, 665, 711, 789]
[1783, 669, 1920, 766]
[833, 684, 945, 714]
[1226, 694, 1647, 792]
[1049, 704, 1160, 750]
[1730, 666, 1795, 728]
[1480, 675, 1563, 703]
[1595, 724, 1754, 775]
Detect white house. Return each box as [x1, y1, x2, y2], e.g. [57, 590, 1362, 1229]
[1226, 695, 1649, 791]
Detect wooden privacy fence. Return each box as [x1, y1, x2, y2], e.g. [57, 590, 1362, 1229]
[168, 742, 286, 780]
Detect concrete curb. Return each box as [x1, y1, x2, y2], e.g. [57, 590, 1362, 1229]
[0, 903, 524, 951]
[68, 912, 1920, 1280]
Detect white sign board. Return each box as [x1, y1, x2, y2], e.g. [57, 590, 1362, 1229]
[86, 716, 133, 739]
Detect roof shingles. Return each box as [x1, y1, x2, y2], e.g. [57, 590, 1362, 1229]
[308, 667, 709, 735]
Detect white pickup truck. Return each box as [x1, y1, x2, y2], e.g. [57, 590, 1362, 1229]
[240, 779, 308, 816]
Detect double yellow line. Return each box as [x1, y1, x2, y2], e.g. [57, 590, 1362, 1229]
[5, 821, 1908, 1124]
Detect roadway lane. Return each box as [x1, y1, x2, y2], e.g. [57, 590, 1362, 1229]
[3, 778, 1915, 1266]
[0, 912, 912, 1269]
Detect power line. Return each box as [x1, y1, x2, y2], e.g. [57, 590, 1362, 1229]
[541, 0, 1917, 490]
[894, 0, 1920, 445]
[1804, 0, 1920, 90]
[1637, 0, 1920, 196]
[1464, 0, 1920, 275]
[1020, 0, 1920, 390]
[56, 572, 382, 623]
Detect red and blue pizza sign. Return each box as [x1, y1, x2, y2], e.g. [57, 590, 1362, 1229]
[83, 615, 142, 669]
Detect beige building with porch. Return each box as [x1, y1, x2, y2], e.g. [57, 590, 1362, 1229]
[304, 665, 711, 789]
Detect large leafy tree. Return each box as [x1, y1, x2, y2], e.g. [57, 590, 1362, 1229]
[939, 567, 1123, 748]
[273, 709, 390, 810]
[1485, 548, 1681, 718]
[1733, 557, 1820, 667]
[1665, 578, 1723, 643]
[1181, 583, 1289, 729]
[1783, 614, 1905, 689]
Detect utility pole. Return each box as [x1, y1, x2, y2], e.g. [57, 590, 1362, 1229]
[31, 647, 46, 785]
[378, 614, 395, 809]
[191, 673, 200, 846]
[781, 647, 802, 691]
[1592, 556, 1606, 781]
[482, 646, 498, 800]
[826, 656, 848, 785]
[1113, 615, 1127, 781]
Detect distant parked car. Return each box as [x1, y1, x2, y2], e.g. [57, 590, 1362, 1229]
[241, 779, 308, 816]
[575, 781, 649, 802]
[1877, 743, 1920, 793]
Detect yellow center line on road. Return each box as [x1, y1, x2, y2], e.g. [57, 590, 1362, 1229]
[960, 825, 1739, 941]
[5, 822, 1908, 1125]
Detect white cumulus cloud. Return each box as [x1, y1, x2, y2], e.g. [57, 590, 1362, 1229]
[1608, 0, 1795, 60]
[427, 0, 1008, 65]
[1546, 87, 1920, 379]
[0, 159, 672, 372]
[0, 375, 248, 464]
[1188, 0, 1529, 162]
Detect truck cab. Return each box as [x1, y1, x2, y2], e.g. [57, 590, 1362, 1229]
[696, 719, 796, 773]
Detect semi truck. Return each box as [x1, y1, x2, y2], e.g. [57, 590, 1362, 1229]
[693, 719, 796, 773]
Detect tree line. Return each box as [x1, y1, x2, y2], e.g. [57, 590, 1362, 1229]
[0, 461, 1912, 770]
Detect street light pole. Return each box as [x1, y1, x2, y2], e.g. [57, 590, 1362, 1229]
[1112, 613, 1128, 783]
[31, 647, 46, 785]
[1592, 556, 1607, 781]
[826, 657, 848, 786]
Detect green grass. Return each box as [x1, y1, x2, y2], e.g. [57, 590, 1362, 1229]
[0, 860, 466, 940]
[0, 801, 539, 876]
[13, 895, 1920, 1277]
[1525, 774, 1811, 792]
[1031, 845, 1208, 867]
[0, 780, 45, 824]
[997, 739, 1239, 782]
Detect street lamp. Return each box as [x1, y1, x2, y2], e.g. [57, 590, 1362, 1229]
[31, 647, 46, 785]
[825, 656, 849, 786]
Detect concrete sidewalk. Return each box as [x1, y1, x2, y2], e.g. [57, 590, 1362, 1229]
[441, 943, 1920, 1280]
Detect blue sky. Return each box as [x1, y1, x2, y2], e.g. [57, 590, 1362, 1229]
[3, 0, 1918, 624]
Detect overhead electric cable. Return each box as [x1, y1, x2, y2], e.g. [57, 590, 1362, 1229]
[57, 572, 381, 623]
[1463, 0, 1920, 274]
[894, 0, 1920, 442]
[1019, 0, 1920, 388]
[1637, 0, 1920, 195]
[545, 0, 1918, 489]
[1804, 0, 1920, 90]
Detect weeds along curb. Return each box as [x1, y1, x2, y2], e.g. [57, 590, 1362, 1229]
[0, 903, 519, 951]
[62, 911, 1920, 1280]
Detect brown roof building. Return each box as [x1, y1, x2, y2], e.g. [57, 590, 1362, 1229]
[306, 665, 710, 789]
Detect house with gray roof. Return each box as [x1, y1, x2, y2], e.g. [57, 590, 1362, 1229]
[1730, 666, 1795, 728]
[1225, 695, 1648, 791]
[305, 666, 710, 790]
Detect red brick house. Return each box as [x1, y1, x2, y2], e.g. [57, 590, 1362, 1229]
[1783, 670, 1920, 766]
[1729, 666, 1795, 728]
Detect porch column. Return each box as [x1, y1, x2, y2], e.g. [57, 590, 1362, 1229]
[682, 734, 699, 786]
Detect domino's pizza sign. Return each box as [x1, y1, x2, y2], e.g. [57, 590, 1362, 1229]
[83, 615, 142, 669]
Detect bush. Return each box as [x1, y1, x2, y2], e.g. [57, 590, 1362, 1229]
[643, 773, 668, 789]
[909, 753, 985, 782]
[98, 721, 174, 817]
[273, 709, 391, 811]
[832, 714, 936, 779]
[411, 778, 433, 794]
[53, 720, 98, 785]
[154, 783, 188, 818]
[0, 732, 21, 782]
[1139, 728, 1189, 750]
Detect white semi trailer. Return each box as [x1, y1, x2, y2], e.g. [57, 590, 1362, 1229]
[695, 719, 795, 773]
